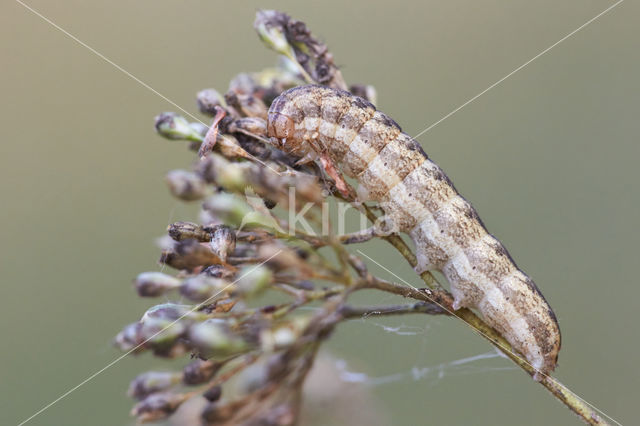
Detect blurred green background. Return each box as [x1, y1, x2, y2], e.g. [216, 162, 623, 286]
[1, 0, 638, 424]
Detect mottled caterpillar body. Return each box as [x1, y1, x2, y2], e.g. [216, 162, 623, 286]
[266, 84, 561, 376]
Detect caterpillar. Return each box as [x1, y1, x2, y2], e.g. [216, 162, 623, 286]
[266, 84, 561, 376]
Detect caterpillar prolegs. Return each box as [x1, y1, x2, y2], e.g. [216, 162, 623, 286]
[266, 84, 561, 376]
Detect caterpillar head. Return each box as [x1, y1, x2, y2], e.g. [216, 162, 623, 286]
[267, 112, 294, 141]
[266, 112, 309, 157]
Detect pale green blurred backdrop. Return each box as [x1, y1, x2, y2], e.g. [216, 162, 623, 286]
[1, 1, 638, 425]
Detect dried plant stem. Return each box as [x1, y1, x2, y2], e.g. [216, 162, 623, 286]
[359, 205, 609, 425]
[339, 302, 448, 318]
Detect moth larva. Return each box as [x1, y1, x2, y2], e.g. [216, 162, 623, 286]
[267, 84, 561, 376]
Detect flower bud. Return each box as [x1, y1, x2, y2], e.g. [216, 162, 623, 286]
[182, 359, 221, 385]
[179, 275, 230, 302]
[254, 10, 294, 56]
[159, 239, 222, 271]
[189, 319, 250, 359]
[141, 303, 194, 322]
[196, 88, 226, 115]
[131, 392, 187, 423]
[202, 264, 235, 279]
[138, 303, 195, 345]
[235, 264, 273, 297]
[154, 112, 202, 142]
[228, 73, 257, 95]
[166, 170, 208, 201]
[202, 193, 252, 227]
[196, 154, 247, 191]
[189, 122, 209, 138]
[260, 316, 310, 352]
[128, 371, 182, 400]
[134, 272, 181, 297]
[138, 316, 187, 346]
[209, 225, 236, 262]
[114, 322, 142, 351]
[203, 385, 222, 402]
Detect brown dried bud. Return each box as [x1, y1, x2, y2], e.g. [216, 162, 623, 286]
[228, 117, 268, 137]
[159, 239, 222, 271]
[224, 92, 268, 119]
[166, 170, 208, 201]
[128, 371, 182, 400]
[197, 88, 226, 116]
[182, 359, 221, 385]
[167, 221, 210, 242]
[349, 83, 377, 105]
[216, 134, 253, 159]
[228, 73, 257, 95]
[203, 385, 222, 402]
[131, 392, 188, 423]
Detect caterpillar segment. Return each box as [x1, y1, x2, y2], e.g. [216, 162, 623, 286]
[267, 84, 561, 377]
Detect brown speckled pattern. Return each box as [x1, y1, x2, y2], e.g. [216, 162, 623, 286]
[267, 84, 561, 375]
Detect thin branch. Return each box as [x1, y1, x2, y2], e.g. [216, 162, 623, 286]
[339, 302, 448, 319]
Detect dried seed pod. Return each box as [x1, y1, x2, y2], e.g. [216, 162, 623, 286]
[128, 371, 182, 400]
[134, 272, 181, 297]
[166, 170, 208, 201]
[225, 92, 268, 119]
[228, 117, 268, 137]
[216, 134, 253, 159]
[167, 221, 210, 242]
[209, 225, 237, 262]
